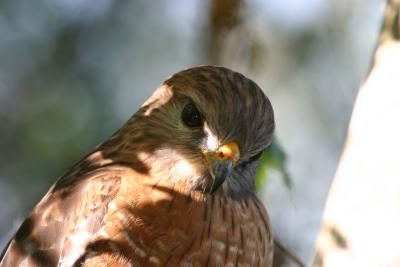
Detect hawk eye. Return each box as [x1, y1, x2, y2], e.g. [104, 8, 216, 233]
[182, 103, 202, 127]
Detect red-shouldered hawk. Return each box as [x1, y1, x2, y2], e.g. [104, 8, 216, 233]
[1, 66, 275, 266]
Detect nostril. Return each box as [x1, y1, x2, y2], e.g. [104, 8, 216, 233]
[217, 151, 224, 158]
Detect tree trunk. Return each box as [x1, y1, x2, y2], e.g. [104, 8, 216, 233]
[313, 1, 400, 266]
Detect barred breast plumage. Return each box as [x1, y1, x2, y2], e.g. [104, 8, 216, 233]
[1, 66, 275, 267]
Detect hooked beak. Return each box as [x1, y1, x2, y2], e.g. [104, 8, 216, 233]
[203, 141, 240, 194]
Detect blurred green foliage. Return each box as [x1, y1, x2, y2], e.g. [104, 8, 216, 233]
[256, 138, 292, 194]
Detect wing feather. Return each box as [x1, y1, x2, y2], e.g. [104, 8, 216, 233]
[0, 151, 122, 267]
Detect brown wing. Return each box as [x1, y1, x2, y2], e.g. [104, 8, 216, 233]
[0, 151, 122, 267]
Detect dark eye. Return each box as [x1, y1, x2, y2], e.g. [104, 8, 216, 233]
[182, 103, 202, 127]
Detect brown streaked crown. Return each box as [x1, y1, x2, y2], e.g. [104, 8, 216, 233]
[102, 66, 275, 196]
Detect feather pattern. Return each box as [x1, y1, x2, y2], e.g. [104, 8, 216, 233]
[1, 66, 275, 267]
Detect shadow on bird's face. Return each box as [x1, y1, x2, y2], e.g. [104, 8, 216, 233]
[102, 66, 274, 198]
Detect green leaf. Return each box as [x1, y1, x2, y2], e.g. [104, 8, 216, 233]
[255, 137, 292, 194]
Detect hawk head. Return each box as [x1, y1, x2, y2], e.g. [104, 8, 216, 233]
[105, 66, 275, 197]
